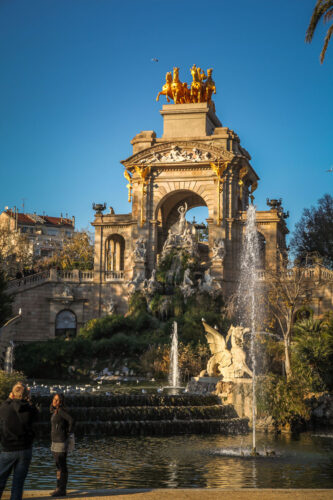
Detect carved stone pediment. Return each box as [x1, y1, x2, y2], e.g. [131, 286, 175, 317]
[122, 141, 237, 168]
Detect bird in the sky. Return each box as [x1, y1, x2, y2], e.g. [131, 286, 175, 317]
[326, 167, 333, 173]
[151, 57, 159, 63]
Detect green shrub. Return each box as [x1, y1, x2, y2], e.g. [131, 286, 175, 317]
[14, 333, 149, 379]
[292, 317, 333, 391]
[257, 374, 310, 428]
[78, 314, 135, 340]
[128, 292, 148, 316]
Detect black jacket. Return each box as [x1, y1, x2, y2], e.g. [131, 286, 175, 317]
[0, 398, 39, 451]
[50, 406, 74, 443]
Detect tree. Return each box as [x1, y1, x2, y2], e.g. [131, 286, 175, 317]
[0, 271, 13, 328]
[264, 264, 317, 380]
[306, 0, 333, 63]
[0, 225, 32, 278]
[292, 316, 333, 390]
[47, 230, 94, 270]
[290, 194, 333, 269]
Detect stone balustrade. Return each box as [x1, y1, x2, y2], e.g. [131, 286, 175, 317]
[104, 270, 124, 281]
[7, 270, 51, 289]
[256, 266, 333, 282]
[57, 270, 94, 281]
[6, 268, 128, 293]
[6, 265, 332, 293]
[7, 268, 94, 291]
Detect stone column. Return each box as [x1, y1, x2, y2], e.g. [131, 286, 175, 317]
[115, 240, 121, 271]
[72, 269, 80, 282]
[93, 218, 103, 284]
[149, 219, 160, 272]
[110, 239, 115, 271]
[207, 219, 224, 283]
[50, 268, 58, 281]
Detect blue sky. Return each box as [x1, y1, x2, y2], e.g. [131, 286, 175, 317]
[0, 0, 332, 239]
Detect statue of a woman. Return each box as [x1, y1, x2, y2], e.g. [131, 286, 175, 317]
[177, 203, 188, 234]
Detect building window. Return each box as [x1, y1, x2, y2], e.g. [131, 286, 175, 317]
[55, 310, 77, 338]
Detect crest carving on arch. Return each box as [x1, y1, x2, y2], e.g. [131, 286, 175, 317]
[122, 141, 237, 168]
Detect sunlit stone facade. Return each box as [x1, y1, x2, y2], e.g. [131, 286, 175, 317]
[5, 101, 333, 343]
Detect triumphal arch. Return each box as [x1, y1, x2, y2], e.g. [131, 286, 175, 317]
[92, 66, 288, 310]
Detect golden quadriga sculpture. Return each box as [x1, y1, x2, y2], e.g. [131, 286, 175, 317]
[156, 65, 216, 105]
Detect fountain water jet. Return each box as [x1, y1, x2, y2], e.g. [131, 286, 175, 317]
[164, 321, 184, 395]
[169, 321, 180, 389]
[237, 204, 262, 455]
[4, 341, 14, 374]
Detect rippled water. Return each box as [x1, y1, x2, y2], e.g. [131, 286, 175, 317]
[15, 432, 333, 489]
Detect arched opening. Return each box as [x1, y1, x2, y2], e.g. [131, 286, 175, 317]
[155, 190, 209, 262]
[186, 206, 209, 242]
[55, 310, 77, 338]
[105, 234, 125, 272]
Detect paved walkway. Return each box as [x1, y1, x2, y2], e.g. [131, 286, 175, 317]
[3, 490, 333, 500]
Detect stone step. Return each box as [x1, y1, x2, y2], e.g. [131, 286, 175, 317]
[35, 417, 249, 436]
[38, 404, 238, 422]
[32, 393, 220, 408]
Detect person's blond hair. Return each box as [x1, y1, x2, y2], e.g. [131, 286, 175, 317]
[11, 382, 28, 400]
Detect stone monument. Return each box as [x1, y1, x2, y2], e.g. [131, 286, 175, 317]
[4, 65, 295, 342]
[92, 64, 289, 315]
[188, 319, 254, 420]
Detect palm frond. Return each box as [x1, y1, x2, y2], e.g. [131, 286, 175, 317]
[320, 23, 333, 62]
[324, 6, 333, 22]
[306, 0, 333, 42]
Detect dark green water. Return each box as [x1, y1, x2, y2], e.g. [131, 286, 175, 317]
[18, 432, 333, 489]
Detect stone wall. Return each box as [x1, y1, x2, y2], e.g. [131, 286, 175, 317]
[5, 271, 129, 343]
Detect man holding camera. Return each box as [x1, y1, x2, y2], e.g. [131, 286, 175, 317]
[0, 382, 39, 500]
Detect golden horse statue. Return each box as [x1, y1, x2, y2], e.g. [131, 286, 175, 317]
[182, 82, 191, 103]
[190, 64, 207, 103]
[171, 67, 186, 104]
[156, 66, 216, 104]
[156, 71, 173, 103]
[203, 68, 216, 104]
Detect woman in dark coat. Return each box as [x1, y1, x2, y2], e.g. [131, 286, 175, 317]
[50, 393, 74, 497]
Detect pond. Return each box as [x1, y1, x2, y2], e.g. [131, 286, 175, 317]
[19, 431, 333, 490]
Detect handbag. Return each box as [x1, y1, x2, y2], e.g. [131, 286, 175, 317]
[67, 433, 75, 452]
